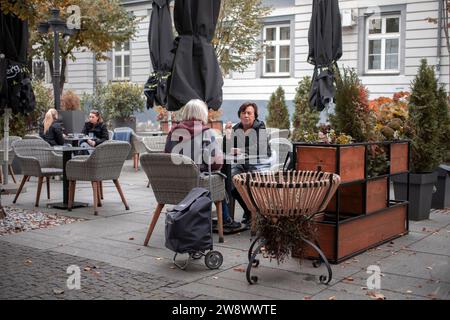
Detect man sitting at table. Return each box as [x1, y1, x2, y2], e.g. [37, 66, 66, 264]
[224, 102, 273, 226]
[80, 110, 109, 153]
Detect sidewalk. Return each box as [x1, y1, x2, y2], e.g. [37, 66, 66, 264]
[0, 161, 449, 300]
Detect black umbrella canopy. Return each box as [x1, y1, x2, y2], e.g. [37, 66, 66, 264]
[0, 11, 35, 114]
[144, 0, 174, 109]
[167, 0, 223, 111]
[308, 0, 342, 112]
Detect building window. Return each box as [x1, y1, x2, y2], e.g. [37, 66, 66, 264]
[365, 14, 400, 74]
[113, 41, 130, 80]
[263, 24, 290, 76]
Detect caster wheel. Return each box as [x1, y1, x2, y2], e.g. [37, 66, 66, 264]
[252, 259, 260, 267]
[251, 276, 258, 283]
[205, 251, 223, 270]
[319, 275, 327, 284]
[191, 251, 203, 260]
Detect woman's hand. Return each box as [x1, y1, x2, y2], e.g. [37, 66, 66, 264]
[87, 139, 96, 147]
[225, 121, 233, 130]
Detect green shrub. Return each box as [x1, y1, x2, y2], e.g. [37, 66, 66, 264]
[330, 67, 375, 142]
[265, 86, 290, 130]
[102, 82, 145, 121]
[408, 59, 448, 173]
[291, 76, 319, 141]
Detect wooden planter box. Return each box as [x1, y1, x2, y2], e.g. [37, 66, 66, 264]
[390, 142, 409, 174]
[292, 141, 409, 263]
[294, 203, 408, 262]
[295, 145, 365, 183]
[326, 177, 388, 214]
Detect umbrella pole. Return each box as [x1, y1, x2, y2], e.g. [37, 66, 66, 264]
[2, 108, 10, 185]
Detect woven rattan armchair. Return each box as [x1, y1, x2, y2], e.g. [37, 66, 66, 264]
[140, 152, 226, 245]
[66, 140, 131, 215]
[12, 139, 64, 207]
[113, 127, 147, 172]
[233, 170, 340, 284]
[142, 135, 167, 153]
[0, 136, 22, 183]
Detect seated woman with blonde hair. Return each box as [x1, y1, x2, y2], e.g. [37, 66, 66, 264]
[39, 108, 66, 146]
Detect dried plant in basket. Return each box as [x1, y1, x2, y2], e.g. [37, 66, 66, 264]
[233, 170, 340, 264]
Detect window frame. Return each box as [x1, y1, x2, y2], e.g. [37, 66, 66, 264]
[364, 14, 401, 75]
[262, 24, 291, 77]
[112, 41, 131, 81]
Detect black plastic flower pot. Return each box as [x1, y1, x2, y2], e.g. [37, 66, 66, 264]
[392, 172, 438, 221]
[432, 165, 450, 209]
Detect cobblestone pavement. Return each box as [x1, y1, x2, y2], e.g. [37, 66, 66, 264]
[0, 241, 214, 300]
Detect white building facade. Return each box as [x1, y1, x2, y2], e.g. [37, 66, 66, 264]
[35, 0, 447, 122]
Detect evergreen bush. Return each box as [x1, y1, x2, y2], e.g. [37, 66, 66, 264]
[265, 86, 290, 130]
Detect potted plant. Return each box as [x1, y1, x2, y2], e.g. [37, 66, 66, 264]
[393, 59, 445, 220]
[60, 90, 86, 133]
[103, 82, 145, 131]
[292, 69, 408, 262]
[155, 106, 181, 133]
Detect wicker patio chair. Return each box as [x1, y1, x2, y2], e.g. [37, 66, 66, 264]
[233, 170, 340, 284]
[0, 136, 22, 183]
[269, 138, 293, 171]
[11, 139, 64, 207]
[113, 127, 147, 172]
[141, 153, 226, 245]
[66, 140, 131, 215]
[142, 135, 167, 188]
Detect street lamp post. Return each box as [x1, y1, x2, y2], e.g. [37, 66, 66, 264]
[38, 8, 78, 110]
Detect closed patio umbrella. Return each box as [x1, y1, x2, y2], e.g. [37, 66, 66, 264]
[144, 0, 175, 109]
[308, 0, 342, 112]
[167, 0, 223, 111]
[0, 11, 34, 207]
[0, 11, 35, 114]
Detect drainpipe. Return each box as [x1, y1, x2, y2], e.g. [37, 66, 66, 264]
[437, 0, 443, 82]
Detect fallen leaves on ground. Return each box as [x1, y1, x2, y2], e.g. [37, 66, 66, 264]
[128, 237, 135, 241]
[0, 207, 82, 236]
[233, 267, 246, 273]
[328, 296, 336, 300]
[343, 277, 354, 282]
[366, 291, 386, 300]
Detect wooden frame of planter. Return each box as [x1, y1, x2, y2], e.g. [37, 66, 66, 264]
[292, 141, 410, 263]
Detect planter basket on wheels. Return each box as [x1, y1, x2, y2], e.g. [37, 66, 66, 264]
[233, 170, 340, 285]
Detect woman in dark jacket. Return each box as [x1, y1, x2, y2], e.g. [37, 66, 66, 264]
[40, 108, 65, 146]
[81, 110, 109, 147]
